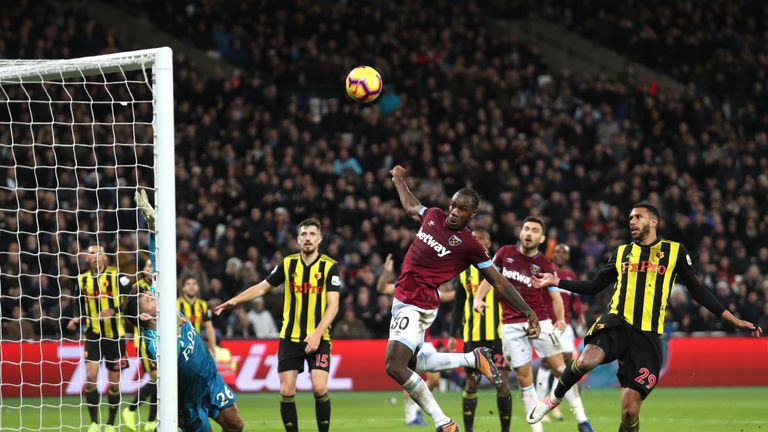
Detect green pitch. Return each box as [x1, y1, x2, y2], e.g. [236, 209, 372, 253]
[2, 387, 767, 431]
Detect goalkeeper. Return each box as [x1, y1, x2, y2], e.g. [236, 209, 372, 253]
[123, 190, 244, 432]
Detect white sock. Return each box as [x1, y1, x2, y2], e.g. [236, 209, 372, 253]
[536, 366, 552, 400]
[563, 385, 588, 423]
[403, 394, 418, 423]
[521, 384, 544, 432]
[403, 372, 450, 427]
[415, 350, 475, 372]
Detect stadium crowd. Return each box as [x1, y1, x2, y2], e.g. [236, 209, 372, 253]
[1, 0, 768, 343]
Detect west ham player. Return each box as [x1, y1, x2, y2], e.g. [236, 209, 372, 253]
[527, 203, 761, 432]
[385, 165, 540, 432]
[535, 244, 586, 421]
[473, 217, 593, 432]
[123, 190, 244, 432]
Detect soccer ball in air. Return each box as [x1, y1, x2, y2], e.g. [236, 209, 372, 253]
[345, 66, 382, 103]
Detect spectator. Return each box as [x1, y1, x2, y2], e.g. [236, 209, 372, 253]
[247, 298, 279, 339]
[333, 308, 369, 339]
[2, 306, 36, 341]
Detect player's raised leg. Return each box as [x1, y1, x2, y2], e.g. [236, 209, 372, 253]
[278, 370, 300, 432]
[387, 340, 459, 432]
[527, 344, 605, 424]
[544, 354, 594, 431]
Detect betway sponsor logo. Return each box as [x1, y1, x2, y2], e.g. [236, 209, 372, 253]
[416, 228, 451, 257]
[502, 268, 532, 287]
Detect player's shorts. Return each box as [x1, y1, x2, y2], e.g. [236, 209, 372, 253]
[559, 324, 576, 355]
[84, 337, 129, 371]
[138, 336, 156, 373]
[501, 319, 562, 369]
[179, 371, 237, 432]
[464, 339, 509, 371]
[278, 339, 332, 373]
[388, 299, 438, 352]
[584, 314, 662, 399]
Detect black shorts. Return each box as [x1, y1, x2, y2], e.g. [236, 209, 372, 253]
[84, 336, 129, 371]
[585, 314, 662, 399]
[464, 339, 509, 372]
[278, 339, 332, 373]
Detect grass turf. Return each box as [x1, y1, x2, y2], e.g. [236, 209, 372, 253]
[1, 387, 766, 431]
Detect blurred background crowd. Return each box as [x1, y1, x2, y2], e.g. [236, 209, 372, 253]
[1, 0, 767, 343]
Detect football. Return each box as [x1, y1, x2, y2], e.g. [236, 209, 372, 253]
[345, 66, 382, 103]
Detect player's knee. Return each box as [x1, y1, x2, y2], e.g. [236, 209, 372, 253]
[312, 384, 328, 397]
[621, 403, 641, 424]
[385, 358, 408, 383]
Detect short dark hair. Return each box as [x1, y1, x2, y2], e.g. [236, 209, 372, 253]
[456, 188, 480, 209]
[121, 285, 141, 330]
[181, 275, 197, 285]
[523, 216, 546, 231]
[632, 202, 661, 221]
[298, 218, 322, 231]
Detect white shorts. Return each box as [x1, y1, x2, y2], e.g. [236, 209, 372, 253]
[501, 319, 562, 369]
[388, 299, 438, 352]
[559, 324, 576, 354]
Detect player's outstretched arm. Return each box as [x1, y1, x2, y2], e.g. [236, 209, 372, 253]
[213, 280, 274, 315]
[532, 266, 616, 295]
[677, 251, 762, 338]
[390, 165, 424, 220]
[376, 253, 395, 295]
[480, 267, 540, 338]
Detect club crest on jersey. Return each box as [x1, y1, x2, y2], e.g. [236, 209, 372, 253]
[448, 235, 462, 247]
[314, 272, 322, 281]
[506, 257, 514, 263]
[428, 220, 435, 226]
[656, 251, 665, 259]
[530, 264, 542, 276]
[416, 228, 451, 257]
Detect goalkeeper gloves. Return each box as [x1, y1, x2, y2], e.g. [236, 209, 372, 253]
[135, 189, 156, 231]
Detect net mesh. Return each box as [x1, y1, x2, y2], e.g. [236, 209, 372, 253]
[0, 56, 157, 430]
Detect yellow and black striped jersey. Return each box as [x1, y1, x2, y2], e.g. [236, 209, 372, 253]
[450, 265, 502, 342]
[563, 239, 726, 335]
[76, 265, 131, 339]
[266, 253, 341, 342]
[176, 296, 212, 334]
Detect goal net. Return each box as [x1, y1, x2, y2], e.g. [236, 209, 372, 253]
[0, 48, 177, 432]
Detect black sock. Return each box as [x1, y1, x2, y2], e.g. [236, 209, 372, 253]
[148, 385, 158, 421]
[497, 391, 512, 432]
[85, 385, 100, 423]
[107, 387, 121, 425]
[554, 361, 586, 399]
[315, 393, 331, 432]
[461, 391, 478, 432]
[130, 381, 156, 411]
[280, 395, 298, 432]
[619, 419, 640, 432]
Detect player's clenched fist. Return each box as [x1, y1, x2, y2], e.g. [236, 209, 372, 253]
[390, 164, 407, 179]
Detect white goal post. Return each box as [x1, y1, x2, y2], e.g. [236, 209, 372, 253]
[0, 47, 176, 431]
